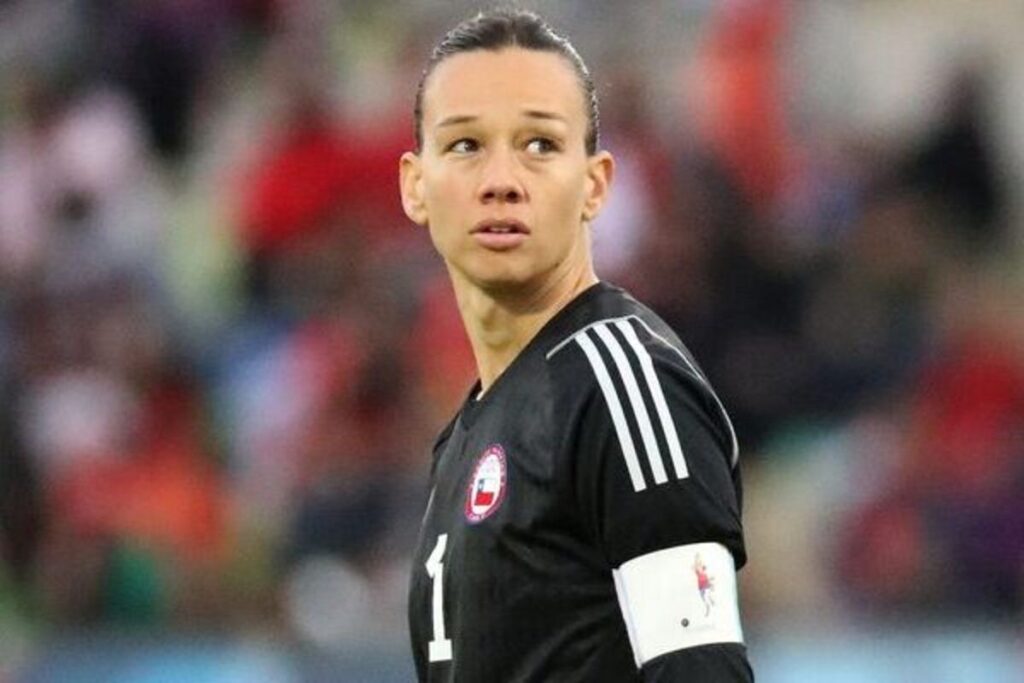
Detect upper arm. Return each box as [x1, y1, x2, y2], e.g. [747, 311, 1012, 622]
[566, 318, 750, 674]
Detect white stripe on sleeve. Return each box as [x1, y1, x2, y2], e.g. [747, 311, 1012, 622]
[593, 323, 668, 485]
[575, 331, 647, 492]
[615, 319, 689, 479]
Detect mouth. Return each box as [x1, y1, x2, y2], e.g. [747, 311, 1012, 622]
[471, 222, 532, 237]
[471, 219, 531, 235]
[470, 219, 530, 251]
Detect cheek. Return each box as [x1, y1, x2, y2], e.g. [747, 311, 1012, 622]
[423, 174, 464, 232]
[543, 174, 588, 227]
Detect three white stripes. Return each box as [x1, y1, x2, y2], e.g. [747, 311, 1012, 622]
[575, 321, 689, 492]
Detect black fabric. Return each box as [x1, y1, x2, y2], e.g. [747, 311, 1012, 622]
[408, 282, 751, 682]
[643, 643, 754, 682]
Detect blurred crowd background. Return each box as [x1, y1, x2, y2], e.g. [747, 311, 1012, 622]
[1, 0, 1022, 681]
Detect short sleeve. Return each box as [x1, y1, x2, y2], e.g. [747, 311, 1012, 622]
[572, 349, 745, 569]
[566, 323, 750, 675]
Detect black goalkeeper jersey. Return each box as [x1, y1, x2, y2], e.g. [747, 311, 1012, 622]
[409, 282, 753, 682]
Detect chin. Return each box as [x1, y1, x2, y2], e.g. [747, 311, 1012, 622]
[452, 252, 533, 290]
[471, 271, 536, 296]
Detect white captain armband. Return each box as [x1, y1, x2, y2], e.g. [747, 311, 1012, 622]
[612, 542, 744, 668]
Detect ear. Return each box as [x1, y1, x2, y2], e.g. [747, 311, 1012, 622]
[582, 150, 614, 222]
[400, 151, 429, 226]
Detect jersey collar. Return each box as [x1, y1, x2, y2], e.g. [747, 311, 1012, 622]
[457, 281, 621, 428]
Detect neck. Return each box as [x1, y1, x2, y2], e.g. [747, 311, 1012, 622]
[452, 262, 598, 396]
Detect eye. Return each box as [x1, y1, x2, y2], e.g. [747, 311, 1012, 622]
[447, 138, 479, 154]
[525, 137, 558, 155]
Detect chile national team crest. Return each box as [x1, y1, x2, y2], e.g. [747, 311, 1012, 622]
[465, 444, 508, 523]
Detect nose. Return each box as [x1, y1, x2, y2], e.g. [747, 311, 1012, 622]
[478, 150, 525, 204]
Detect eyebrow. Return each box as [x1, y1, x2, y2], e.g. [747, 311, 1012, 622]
[436, 114, 478, 129]
[434, 110, 568, 129]
[523, 110, 567, 124]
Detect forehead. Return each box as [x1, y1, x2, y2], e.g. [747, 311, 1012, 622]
[422, 47, 586, 129]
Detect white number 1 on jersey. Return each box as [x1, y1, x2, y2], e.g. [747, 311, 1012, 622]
[425, 534, 452, 662]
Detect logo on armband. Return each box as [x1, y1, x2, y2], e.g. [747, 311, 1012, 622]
[465, 444, 508, 523]
[681, 553, 716, 627]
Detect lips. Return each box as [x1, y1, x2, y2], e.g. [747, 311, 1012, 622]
[471, 219, 530, 251]
[471, 219, 530, 235]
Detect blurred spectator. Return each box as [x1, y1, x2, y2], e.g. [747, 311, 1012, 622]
[0, 79, 166, 297]
[896, 66, 1006, 251]
[839, 268, 1024, 616]
[688, 0, 798, 215]
[0, 378, 41, 587]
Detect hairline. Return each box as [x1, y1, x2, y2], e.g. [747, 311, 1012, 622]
[417, 46, 592, 151]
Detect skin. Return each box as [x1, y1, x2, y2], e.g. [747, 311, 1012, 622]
[400, 47, 614, 393]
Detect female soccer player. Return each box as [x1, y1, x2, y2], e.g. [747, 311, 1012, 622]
[400, 9, 753, 681]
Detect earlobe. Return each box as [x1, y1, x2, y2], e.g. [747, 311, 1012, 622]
[582, 151, 615, 222]
[400, 151, 428, 226]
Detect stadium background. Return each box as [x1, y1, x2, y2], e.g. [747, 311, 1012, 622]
[1, 0, 1022, 680]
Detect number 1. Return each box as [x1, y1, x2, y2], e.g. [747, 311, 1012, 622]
[426, 534, 452, 662]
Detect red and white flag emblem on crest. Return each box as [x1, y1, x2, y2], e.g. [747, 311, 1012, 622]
[465, 444, 507, 523]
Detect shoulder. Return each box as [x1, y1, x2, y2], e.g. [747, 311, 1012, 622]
[545, 304, 739, 470]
